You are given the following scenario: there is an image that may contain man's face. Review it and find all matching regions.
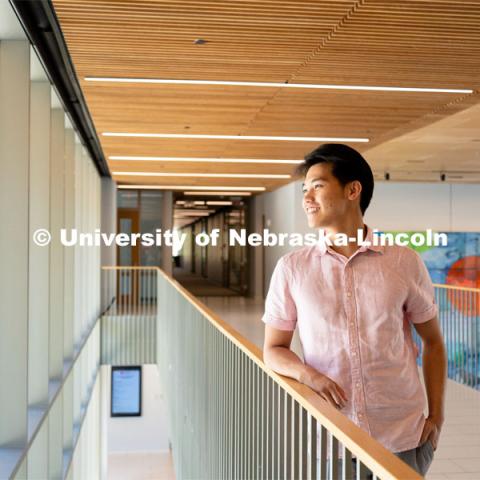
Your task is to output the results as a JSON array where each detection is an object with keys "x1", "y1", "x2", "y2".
[{"x1": 302, "y1": 163, "x2": 352, "y2": 229}]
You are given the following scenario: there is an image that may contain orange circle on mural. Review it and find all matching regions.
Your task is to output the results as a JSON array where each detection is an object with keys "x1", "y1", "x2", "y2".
[{"x1": 446, "y1": 256, "x2": 480, "y2": 317}]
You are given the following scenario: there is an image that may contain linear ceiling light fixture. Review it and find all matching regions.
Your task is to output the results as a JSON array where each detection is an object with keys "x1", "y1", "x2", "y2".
[
  {"x1": 103, "y1": 132, "x2": 369, "y2": 142},
  {"x1": 117, "y1": 185, "x2": 265, "y2": 191},
  {"x1": 206, "y1": 201, "x2": 233, "y2": 206},
  {"x1": 85, "y1": 77, "x2": 473, "y2": 94},
  {"x1": 184, "y1": 191, "x2": 252, "y2": 196},
  {"x1": 109, "y1": 155, "x2": 303, "y2": 164},
  {"x1": 175, "y1": 209, "x2": 214, "y2": 215},
  {"x1": 112, "y1": 171, "x2": 290, "y2": 179}
]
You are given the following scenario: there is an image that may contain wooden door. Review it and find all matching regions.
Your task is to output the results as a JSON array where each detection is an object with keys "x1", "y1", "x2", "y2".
[{"x1": 117, "y1": 209, "x2": 140, "y2": 307}]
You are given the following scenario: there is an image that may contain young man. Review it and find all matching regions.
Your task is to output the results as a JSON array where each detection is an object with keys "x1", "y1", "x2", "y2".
[{"x1": 262, "y1": 144, "x2": 447, "y2": 476}]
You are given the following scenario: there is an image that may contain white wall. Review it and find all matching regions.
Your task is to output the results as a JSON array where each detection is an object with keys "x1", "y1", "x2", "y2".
[
  {"x1": 260, "y1": 180, "x2": 312, "y2": 296},
  {"x1": 102, "y1": 365, "x2": 170, "y2": 455},
  {"x1": 365, "y1": 182, "x2": 480, "y2": 231},
  {"x1": 247, "y1": 195, "x2": 265, "y2": 299}
]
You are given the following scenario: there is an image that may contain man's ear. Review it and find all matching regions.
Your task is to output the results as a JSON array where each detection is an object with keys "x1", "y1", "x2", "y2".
[{"x1": 346, "y1": 180, "x2": 362, "y2": 200}]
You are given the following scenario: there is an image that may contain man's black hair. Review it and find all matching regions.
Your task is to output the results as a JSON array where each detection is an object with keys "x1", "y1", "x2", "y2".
[{"x1": 296, "y1": 143, "x2": 374, "y2": 215}]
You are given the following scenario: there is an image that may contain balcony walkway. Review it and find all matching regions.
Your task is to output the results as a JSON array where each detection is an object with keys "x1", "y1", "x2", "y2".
[
  {"x1": 174, "y1": 267, "x2": 241, "y2": 297},
  {"x1": 200, "y1": 296, "x2": 480, "y2": 480}
]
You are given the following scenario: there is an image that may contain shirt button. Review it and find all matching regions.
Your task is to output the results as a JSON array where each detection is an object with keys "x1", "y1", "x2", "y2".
[
  {"x1": 352, "y1": 350, "x2": 357, "y2": 356},
  {"x1": 356, "y1": 383, "x2": 361, "y2": 388},
  {"x1": 358, "y1": 413, "x2": 364, "y2": 419},
  {"x1": 346, "y1": 291, "x2": 352, "y2": 297},
  {"x1": 350, "y1": 322, "x2": 354, "y2": 327}
]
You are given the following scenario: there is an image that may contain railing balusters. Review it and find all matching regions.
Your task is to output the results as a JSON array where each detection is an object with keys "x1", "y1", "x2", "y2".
[
  {"x1": 342, "y1": 444, "x2": 353, "y2": 480},
  {"x1": 309, "y1": 415, "x2": 317, "y2": 480},
  {"x1": 278, "y1": 385, "x2": 285, "y2": 480},
  {"x1": 330, "y1": 434, "x2": 339, "y2": 479},
  {"x1": 240, "y1": 350, "x2": 245, "y2": 480},
  {"x1": 285, "y1": 393, "x2": 292, "y2": 479},
  {"x1": 263, "y1": 371, "x2": 269, "y2": 480},
  {"x1": 102, "y1": 269, "x2": 480, "y2": 480},
  {"x1": 356, "y1": 458, "x2": 369, "y2": 480},
  {"x1": 99, "y1": 266, "x2": 429, "y2": 480},
  {"x1": 254, "y1": 364, "x2": 260, "y2": 480},
  {"x1": 301, "y1": 408, "x2": 308, "y2": 479},
  {"x1": 415, "y1": 285, "x2": 480, "y2": 390},
  {"x1": 318, "y1": 424, "x2": 328, "y2": 480},
  {"x1": 267, "y1": 376, "x2": 273, "y2": 480},
  {"x1": 293, "y1": 400, "x2": 300, "y2": 480}
]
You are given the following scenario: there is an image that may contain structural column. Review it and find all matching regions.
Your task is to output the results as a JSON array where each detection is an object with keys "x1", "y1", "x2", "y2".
[
  {"x1": 49, "y1": 105, "x2": 66, "y2": 381},
  {"x1": 48, "y1": 104, "x2": 65, "y2": 479},
  {"x1": 28, "y1": 78, "x2": 51, "y2": 411},
  {"x1": 27, "y1": 64, "x2": 51, "y2": 479},
  {"x1": 73, "y1": 140, "x2": 83, "y2": 351},
  {"x1": 0, "y1": 40, "x2": 30, "y2": 459},
  {"x1": 63, "y1": 123, "x2": 76, "y2": 462},
  {"x1": 64, "y1": 124, "x2": 75, "y2": 363}
]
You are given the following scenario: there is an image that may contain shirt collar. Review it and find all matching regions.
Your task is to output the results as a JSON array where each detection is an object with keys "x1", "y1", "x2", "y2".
[{"x1": 315, "y1": 224, "x2": 384, "y2": 256}]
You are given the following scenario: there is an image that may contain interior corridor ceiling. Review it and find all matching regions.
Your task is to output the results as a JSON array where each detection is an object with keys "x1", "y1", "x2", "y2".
[{"x1": 52, "y1": 0, "x2": 480, "y2": 190}]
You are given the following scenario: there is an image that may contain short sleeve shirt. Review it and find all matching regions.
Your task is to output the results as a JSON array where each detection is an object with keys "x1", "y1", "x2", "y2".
[{"x1": 262, "y1": 226, "x2": 437, "y2": 452}]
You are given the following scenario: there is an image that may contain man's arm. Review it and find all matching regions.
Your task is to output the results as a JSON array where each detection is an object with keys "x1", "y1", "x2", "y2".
[
  {"x1": 263, "y1": 324, "x2": 347, "y2": 409},
  {"x1": 414, "y1": 316, "x2": 447, "y2": 449}
]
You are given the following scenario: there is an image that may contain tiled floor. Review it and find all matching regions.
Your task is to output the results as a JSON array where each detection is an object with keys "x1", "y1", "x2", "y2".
[
  {"x1": 200, "y1": 296, "x2": 480, "y2": 480},
  {"x1": 108, "y1": 451, "x2": 175, "y2": 480}
]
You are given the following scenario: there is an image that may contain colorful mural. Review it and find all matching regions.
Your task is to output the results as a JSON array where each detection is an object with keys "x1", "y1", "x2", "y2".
[
  {"x1": 387, "y1": 232, "x2": 480, "y2": 390},
  {"x1": 386, "y1": 231, "x2": 480, "y2": 288}
]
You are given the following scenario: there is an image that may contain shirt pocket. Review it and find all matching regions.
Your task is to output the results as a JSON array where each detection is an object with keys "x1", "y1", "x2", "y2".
[{"x1": 359, "y1": 277, "x2": 409, "y2": 353}]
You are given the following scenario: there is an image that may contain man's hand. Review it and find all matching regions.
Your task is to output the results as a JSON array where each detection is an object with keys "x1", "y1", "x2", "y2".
[
  {"x1": 419, "y1": 416, "x2": 442, "y2": 450},
  {"x1": 300, "y1": 367, "x2": 348, "y2": 409},
  {"x1": 414, "y1": 317, "x2": 446, "y2": 452}
]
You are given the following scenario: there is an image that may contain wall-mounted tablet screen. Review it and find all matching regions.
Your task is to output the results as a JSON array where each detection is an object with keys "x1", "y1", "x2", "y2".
[{"x1": 111, "y1": 366, "x2": 142, "y2": 417}]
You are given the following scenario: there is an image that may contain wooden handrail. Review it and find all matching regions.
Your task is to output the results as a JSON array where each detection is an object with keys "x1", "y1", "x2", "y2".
[
  {"x1": 433, "y1": 283, "x2": 480, "y2": 293},
  {"x1": 102, "y1": 265, "x2": 159, "y2": 270},
  {"x1": 102, "y1": 265, "x2": 421, "y2": 480},
  {"x1": 101, "y1": 269, "x2": 480, "y2": 293}
]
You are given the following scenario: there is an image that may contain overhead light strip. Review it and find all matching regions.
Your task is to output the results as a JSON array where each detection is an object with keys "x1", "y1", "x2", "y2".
[
  {"x1": 85, "y1": 77, "x2": 473, "y2": 94},
  {"x1": 117, "y1": 185, "x2": 265, "y2": 191},
  {"x1": 113, "y1": 171, "x2": 290, "y2": 179},
  {"x1": 184, "y1": 191, "x2": 252, "y2": 196},
  {"x1": 175, "y1": 209, "x2": 215, "y2": 215},
  {"x1": 109, "y1": 155, "x2": 302, "y2": 164},
  {"x1": 103, "y1": 132, "x2": 368, "y2": 142},
  {"x1": 206, "y1": 201, "x2": 233, "y2": 206}
]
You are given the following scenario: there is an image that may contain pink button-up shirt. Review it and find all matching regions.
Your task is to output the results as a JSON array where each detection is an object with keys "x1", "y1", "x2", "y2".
[{"x1": 262, "y1": 226, "x2": 437, "y2": 452}]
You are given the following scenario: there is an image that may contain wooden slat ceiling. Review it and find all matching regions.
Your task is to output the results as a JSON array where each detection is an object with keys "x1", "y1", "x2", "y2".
[{"x1": 52, "y1": 0, "x2": 480, "y2": 191}]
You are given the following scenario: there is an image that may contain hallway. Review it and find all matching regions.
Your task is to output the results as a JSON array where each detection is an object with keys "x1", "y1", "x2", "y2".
[
  {"x1": 174, "y1": 269, "x2": 241, "y2": 297},
  {"x1": 2, "y1": 1, "x2": 480, "y2": 478},
  {"x1": 200, "y1": 296, "x2": 480, "y2": 480}
]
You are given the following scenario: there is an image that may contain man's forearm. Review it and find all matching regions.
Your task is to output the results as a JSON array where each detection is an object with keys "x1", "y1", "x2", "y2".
[
  {"x1": 263, "y1": 344, "x2": 348, "y2": 409},
  {"x1": 422, "y1": 340, "x2": 447, "y2": 424},
  {"x1": 263, "y1": 345, "x2": 316, "y2": 385}
]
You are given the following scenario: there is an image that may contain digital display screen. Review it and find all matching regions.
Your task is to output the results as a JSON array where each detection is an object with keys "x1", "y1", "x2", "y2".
[{"x1": 111, "y1": 366, "x2": 142, "y2": 416}]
